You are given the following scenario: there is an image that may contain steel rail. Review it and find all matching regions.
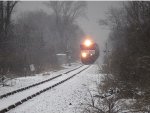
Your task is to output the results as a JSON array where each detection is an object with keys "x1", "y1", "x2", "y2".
[
  {"x1": 0, "y1": 65, "x2": 83, "y2": 99},
  {"x1": 0, "y1": 66, "x2": 89, "y2": 113}
]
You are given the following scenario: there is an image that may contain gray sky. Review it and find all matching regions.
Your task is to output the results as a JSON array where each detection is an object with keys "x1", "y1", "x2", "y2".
[
  {"x1": 78, "y1": 1, "x2": 121, "y2": 47},
  {"x1": 13, "y1": 1, "x2": 122, "y2": 63}
]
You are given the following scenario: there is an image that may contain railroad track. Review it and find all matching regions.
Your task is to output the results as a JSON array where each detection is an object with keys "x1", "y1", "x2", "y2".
[
  {"x1": 0, "y1": 65, "x2": 90, "y2": 113},
  {"x1": 0, "y1": 65, "x2": 83, "y2": 99}
]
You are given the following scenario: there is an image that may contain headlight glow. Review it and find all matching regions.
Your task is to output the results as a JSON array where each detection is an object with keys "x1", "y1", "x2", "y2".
[
  {"x1": 84, "y1": 39, "x2": 92, "y2": 47},
  {"x1": 81, "y1": 52, "x2": 87, "y2": 58}
]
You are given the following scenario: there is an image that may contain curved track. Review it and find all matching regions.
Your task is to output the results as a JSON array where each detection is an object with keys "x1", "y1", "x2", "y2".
[
  {"x1": 0, "y1": 65, "x2": 90, "y2": 113},
  {"x1": 0, "y1": 65, "x2": 83, "y2": 99}
]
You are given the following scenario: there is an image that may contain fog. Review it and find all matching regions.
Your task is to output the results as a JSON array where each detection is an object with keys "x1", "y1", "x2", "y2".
[{"x1": 13, "y1": 1, "x2": 121, "y2": 63}]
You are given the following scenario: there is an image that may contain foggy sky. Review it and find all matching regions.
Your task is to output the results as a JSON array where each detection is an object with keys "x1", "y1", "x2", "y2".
[{"x1": 13, "y1": 1, "x2": 122, "y2": 63}]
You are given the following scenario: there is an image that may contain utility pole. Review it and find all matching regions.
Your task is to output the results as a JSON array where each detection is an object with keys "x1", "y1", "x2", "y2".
[
  {"x1": 103, "y1": 42, "x2": 110, "y2": 75},
  {"x1": 66, "y1": 42, "x2": 71, "y2": 66}
]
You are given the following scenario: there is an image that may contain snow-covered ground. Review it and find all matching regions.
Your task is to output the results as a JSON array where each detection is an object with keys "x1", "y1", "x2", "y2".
[
  {"x1": 0, "y1": 63, "x2": 81, "y2": 96},
  {"x1": 0, "y1": 65, "x2": 88, "y2": 110},
  {"x1": 5, "y1": 65, "x2": 101, "y2": 113}
]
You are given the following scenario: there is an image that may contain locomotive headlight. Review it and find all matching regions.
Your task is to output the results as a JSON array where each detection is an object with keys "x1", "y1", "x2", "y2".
[
  {"x1": 81, "y1": 52, "x2": 87, "y2": 58},
  {"x1": 84, "y1": 39, "x2": 92, "y2": 47}
]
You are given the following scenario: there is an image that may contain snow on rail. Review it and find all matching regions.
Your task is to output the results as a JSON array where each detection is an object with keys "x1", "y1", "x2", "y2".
[
  {"x1": 0, "y1": 63, "x2": 81, "y2": 96},
  {"x1": 0, "y1": 65, "x2": 89, "y2": 113},
  {"x1": 0, "y1": 65, "x2": 83, "y2": 99}
]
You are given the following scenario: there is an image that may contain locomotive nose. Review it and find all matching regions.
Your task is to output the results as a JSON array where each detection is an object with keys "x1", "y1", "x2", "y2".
[{"x1": 80, "y1": 38, "x2": 99, "y2": 65}]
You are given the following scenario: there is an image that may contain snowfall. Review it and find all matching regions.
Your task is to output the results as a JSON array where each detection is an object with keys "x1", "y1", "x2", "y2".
[{"x1": 0, "y1": 63, "x2": 102, "y2": 113}]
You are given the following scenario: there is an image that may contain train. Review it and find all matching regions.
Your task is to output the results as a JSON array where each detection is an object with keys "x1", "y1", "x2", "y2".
[{"x1": 80, "y1": 39, "x2": 99, "y2": 65}]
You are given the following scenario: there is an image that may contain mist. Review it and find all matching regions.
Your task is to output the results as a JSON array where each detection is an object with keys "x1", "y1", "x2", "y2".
[{"x1": 13, "y1": 1, "x2": 121, "y2": 64}]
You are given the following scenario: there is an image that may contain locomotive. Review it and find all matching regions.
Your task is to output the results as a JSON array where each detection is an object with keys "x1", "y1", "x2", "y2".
[{"x1": 80, "y1": 38, "x2": 99, "y2": 65}]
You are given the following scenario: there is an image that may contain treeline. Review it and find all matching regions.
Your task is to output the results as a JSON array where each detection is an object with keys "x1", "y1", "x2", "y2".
[
  {"x1": 101, "y1": 1, "x2": 150, "y2": 111},
  {"x1": 0, "y1": 1, "x2": 86, "y2": 75}
]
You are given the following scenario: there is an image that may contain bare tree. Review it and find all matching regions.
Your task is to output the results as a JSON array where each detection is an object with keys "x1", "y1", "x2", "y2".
[
  {"x1": 47, "y1": 1, "x2": 87, "y2": 45},
  {"x1": 0, "y1": 1, "x2": 17, "y2": 39},
  {"x1": 99, "y1": 1, "x2": 150, "y2": 112},
  {"x1": 46, "y1": 1, "x2": 87, "y2": 65},
  {"x1": 0, "y1": 1, "x2": 17, "y2": 74}
]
